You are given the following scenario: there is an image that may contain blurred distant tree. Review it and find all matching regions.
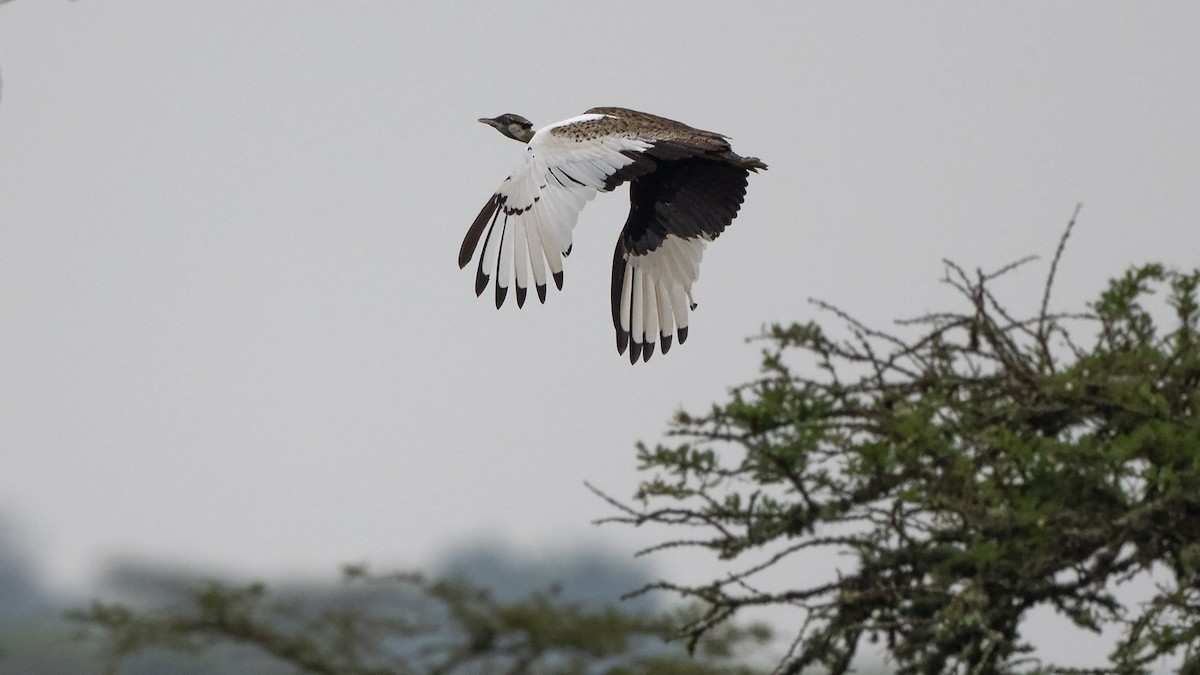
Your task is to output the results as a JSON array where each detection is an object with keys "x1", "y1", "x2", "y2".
[
  {"x1": 598, "y1": 210, "x2": 1200, "y2": 673},
  {"x1": 71, "y1": 565, "x2": 770, "y2": 675},
  {"x1": 0, "y1": 517, "x2": 100, "y2": 674},
  {"x1": 0, "y1": 517, "x2": 45, "y2": 616}
]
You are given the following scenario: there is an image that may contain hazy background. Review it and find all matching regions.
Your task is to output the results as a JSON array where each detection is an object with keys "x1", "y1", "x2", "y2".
[{"x1": 1, "y1": 1, "x2": 1198, "y2": 670}]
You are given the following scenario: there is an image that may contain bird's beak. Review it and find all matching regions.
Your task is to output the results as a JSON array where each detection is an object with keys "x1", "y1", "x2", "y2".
[{"x1": 478, "y1": 117, "x2": 499, "y2": 127}]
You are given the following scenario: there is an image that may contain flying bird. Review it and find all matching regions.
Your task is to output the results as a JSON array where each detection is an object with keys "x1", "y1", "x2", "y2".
[{"x1": 458, "y1": 107, "x2": 766, "y2": 363}]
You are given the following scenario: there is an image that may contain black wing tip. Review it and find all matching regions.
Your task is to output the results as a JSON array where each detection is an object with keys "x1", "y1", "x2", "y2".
[
  {"x1": 619, "y1": 336, "x2": 683, "y2": 363},
  {"x1": 495, "y1": 285, "x2": 508, "y2": 309},
  {"x1": 553, "y1": 270, "x2": 564, "y2": 291},
  {"x1": 515, "y1": 285, "x2": 527, "y2": 308},
  {"x1": 619, "y1": 334, "x2": 679, "y2": 363},
  {"x1": 536, "y1": 284, "x2": 547, "y2": 304},
  {"x1": 678, "y1": 326, "x2": 689, "y2": 344},
  {"x1": 475, "y1": 272, "x2": 489, "y2": 297}
]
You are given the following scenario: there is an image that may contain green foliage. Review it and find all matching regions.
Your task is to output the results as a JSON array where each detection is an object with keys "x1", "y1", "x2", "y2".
[
  {"x1": 600, "y1": 219, "x2": 1200, "y2": 674},
  {"x1": 70, "y1": 566, "x2": 769, "y2": 675}
]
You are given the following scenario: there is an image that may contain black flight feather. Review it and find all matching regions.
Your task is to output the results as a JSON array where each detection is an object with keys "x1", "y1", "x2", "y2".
[{"x1": 460, "y1": 195, "x2": 499, "y2": 269}]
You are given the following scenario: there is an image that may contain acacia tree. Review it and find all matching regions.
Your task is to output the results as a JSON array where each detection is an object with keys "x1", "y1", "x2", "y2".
[{"x1": 598, "y1": 213, "x2": 1200, "y2": 673}]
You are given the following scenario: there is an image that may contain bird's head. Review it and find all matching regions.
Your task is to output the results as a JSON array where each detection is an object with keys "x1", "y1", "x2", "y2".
[{"x1": 478, "y1": 113, "x2": 535, "y2": 144}]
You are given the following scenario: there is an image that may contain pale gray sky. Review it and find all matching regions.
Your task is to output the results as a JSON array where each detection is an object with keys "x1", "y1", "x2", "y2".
[{"x1": 1, "y1": 1, "x2": 1198, "y2": 668}]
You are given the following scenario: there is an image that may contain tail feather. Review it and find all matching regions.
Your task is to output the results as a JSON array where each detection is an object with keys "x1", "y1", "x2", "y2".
[{"x1": 713, "y1": 149, "x2": 768, "y2": 172}]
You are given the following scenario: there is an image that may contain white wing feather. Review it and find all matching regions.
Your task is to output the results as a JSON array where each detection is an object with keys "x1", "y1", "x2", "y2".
[
  {"x1": 617, "y1": 234, "x2": 709, "y2": 361},
  {"x1": 473, "y1": 115, "x2": 651, "y2": 307}
]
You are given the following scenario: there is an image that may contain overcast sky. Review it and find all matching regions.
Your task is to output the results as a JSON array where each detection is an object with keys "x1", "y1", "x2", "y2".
[{"x1": 1, "y1": 1, "x2": 1198, "y2": 668}]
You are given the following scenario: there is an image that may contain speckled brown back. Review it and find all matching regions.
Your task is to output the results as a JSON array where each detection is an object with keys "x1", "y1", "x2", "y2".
[{"x1": 542, "y1": 107, "x2": 731, "y2": 152}]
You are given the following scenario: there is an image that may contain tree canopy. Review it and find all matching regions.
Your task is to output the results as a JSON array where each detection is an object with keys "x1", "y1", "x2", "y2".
[{"x1": 599, "y1": 214, "x2": 1200, "y2": 673}]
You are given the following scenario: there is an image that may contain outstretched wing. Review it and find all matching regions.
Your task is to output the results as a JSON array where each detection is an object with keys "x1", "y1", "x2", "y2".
[
  {"x1": 458, "y1": 114, "x2": 655, "y2": 309},
  {"x1": 612, "y1": 158, "x2": 752, "y2": 363}
]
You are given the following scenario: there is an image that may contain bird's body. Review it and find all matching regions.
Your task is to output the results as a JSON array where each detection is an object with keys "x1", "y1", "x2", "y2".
[{"x1": 459, "y1": 107, "x2": 766, "y2": 363}]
